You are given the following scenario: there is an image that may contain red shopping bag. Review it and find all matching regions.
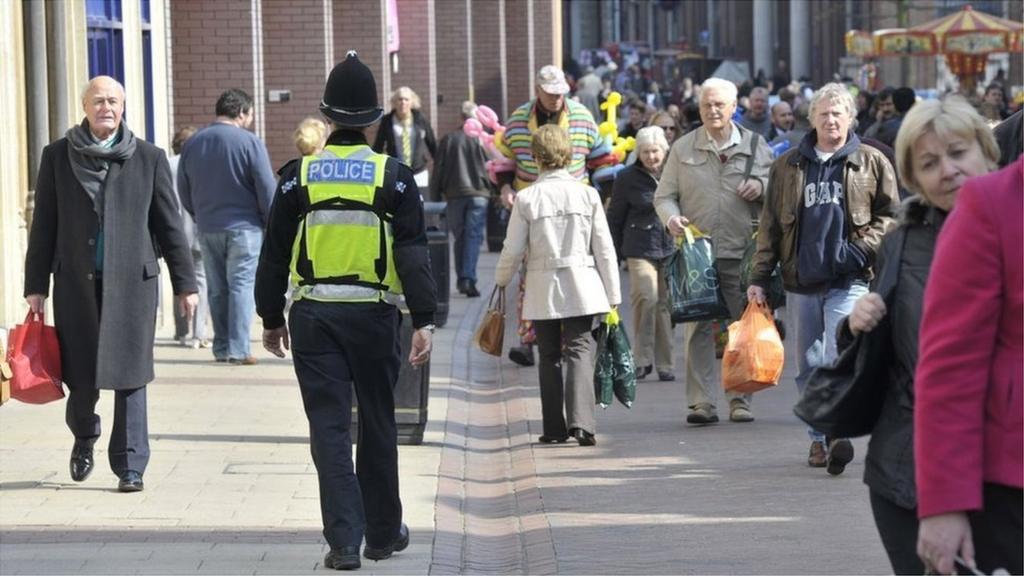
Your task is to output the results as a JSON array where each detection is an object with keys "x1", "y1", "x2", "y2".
[{"x1": 6, "y1": 311, "x2": 64, "y2": 404}]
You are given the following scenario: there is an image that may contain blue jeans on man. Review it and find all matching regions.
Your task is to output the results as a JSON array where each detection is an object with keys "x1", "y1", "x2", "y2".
[
  {"x1": 789, "y1": 280, "x2": 870, "y2": 442},
  {"x1": 199, "y1": 226, "x2": 262, "y2": 361},
  {"x1": 447, "y1": 196, "x2": 488, "y2": 294}
]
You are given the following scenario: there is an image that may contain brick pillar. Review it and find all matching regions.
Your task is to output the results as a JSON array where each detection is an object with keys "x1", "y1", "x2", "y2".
[{"x1": 170, "y1": 0, "x2": 256, "y2": 133}]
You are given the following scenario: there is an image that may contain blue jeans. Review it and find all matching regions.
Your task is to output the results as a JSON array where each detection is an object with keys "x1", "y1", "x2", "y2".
[
  {"x1": 789, "y1": 280, "x2": 869, "y2": 442},
  {"x1": 446, "y1": 196, "x2": 488, "y2": 283},
  {"x1": 199, "y1": 226, "x2": 262, "y2": 360}
]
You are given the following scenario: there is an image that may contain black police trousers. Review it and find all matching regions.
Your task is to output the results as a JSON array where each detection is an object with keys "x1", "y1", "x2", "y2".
[{"x1": 288, "y1": 299, "x2": 404, "y2": 551}]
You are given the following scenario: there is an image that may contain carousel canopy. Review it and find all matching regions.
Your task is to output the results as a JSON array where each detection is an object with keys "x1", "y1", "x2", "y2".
[{"x1": 846, "y1": 4, "x2": 1023, "y2": 58}]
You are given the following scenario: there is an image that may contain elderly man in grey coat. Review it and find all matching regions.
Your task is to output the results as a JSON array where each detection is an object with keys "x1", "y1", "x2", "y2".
[{"x1": 24, "y1": 76, "x2": 197, "y2": 492}]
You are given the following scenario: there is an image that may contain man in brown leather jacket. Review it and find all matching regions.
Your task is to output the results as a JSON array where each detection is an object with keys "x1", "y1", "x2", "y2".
[{"x1": 747, "y1": 82, "x2": 898, "y2": 476}]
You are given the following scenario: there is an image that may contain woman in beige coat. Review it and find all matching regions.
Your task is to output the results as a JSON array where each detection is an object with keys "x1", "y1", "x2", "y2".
[{"x1": 495, "y1": 125, "x2": 622, "y2": 446}]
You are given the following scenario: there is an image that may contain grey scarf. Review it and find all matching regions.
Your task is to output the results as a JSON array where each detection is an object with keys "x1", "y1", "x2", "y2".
[{"x1": 66, "y1": 120, "x2": 137, "y2": 223}]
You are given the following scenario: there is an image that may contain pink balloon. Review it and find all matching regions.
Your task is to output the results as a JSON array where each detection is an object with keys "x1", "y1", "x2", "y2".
[
  {"x1": 476, "y1": 105, "x2": 501, "y2": 130},
  {"x1": 463, "y1": 118, "x2": 484, "y2": 138}
]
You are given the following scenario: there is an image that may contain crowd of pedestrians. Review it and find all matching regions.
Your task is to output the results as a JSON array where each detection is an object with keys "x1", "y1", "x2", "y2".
[{"x1": 20, "y1": 46, "x2": 1022, "y2": 572}]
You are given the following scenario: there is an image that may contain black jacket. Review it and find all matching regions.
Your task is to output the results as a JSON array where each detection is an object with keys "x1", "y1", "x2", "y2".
[
  {"x1": 255, "y1": 130, "x2": 437, "y2": 330},
  {"x1": 25, "y1": 136, "x2": 196, "y2": 390},
  {"x1": 606, "y1": 164, "x2": 675, "y2": 261},
  {"x1": 429, "y1": 130, "x2": 492, "y2": 200},
  {"x1": 838, "y1": 196, "x2": 945, "y2": 510},
  {"x1": 372, "y1": 110, "x2": 437, "y2": 175}
]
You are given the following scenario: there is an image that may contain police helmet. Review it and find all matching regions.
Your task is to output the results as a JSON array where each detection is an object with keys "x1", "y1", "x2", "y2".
[{"x1": 319, "y1": 51, "x2": 384, "y2": 128}]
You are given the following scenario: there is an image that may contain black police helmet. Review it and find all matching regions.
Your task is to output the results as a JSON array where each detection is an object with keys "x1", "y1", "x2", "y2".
[{"x1": 319, "y1": 50, "x2": 384, "y2": 128}]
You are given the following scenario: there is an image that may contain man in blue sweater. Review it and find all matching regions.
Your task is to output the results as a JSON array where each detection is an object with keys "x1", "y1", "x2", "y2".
[{"x1": 178, "y1": 89, "x2": 277, "y2": 365}]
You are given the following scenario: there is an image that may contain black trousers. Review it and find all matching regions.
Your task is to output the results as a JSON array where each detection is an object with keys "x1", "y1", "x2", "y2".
[
  {"x1": 966, "y1": 483, "x2": 1023, "y2": 576},
  {"x1": 288, "y1": 299, "x2": 403, "y2": 551},
  {"x1": 869, "y1": 490, "x2": 925, "y2": 575},
  {"x1": 64, "y1": 277, "x2": 150, "y2": 475}
]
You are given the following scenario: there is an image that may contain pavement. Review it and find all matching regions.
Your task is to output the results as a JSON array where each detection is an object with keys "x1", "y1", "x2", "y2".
[{"x1": 0, "y1": 249, "x2": 892, "y2": 575}]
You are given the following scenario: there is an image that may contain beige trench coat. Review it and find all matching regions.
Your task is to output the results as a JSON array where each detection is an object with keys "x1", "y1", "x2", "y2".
[{"x1": 494, "y1": 169, "x2": 621, "y2": 320}]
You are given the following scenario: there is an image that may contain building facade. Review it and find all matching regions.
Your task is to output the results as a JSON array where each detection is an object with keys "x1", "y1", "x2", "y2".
[{"x1": 1, "y1": 0, "x2": 561, "y2": 335}]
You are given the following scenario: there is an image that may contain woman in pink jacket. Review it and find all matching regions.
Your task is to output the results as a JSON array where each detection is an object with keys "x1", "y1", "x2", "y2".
[{"x1": 913, "y1": 157, "x2": 1023, "y2": 575}]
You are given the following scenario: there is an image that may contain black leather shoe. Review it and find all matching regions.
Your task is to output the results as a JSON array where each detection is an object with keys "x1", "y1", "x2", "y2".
[
  {"x1": 571, "y1": 428, "x2": 597, "y2": 446},
  {"x1": 363, "y1": 523, "x2": 409, "y2": 561},
  {"x1": 538, "y1": 434, "x2": 569, "y2": 444},
  {"x1": 117, "y1": 470, "x2": 144, "y2": 492},
  {"x1": 456, "y1": 278, "x2": 470, "y2": 295},
  {"x1": 324, "y1": 546, "x2": 361, "y2": 570},
  {"x1": 465, "y1": 281, "x2": 481, "y2": 298},
  {"x1": 70, "y1": 440, "x2": 96, "y2": 482},
  {"x1": 508, "y1": 345, "x2": 535, "y2": 367}
]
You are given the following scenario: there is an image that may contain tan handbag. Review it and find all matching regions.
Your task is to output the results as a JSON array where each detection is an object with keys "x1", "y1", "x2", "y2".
[{"x1": 473, "y1": 286, "x2": 505, "y2": 357}]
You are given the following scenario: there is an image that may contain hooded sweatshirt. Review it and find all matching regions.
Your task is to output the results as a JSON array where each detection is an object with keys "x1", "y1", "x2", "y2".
[{"x1": 795, "y1": 130, "x2": 868, "y2": 290}]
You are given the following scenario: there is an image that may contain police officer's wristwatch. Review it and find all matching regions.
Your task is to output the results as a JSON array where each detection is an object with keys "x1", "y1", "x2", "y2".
[{"x1": 419, "y1": 324, "x2": 436, "y2": 333}]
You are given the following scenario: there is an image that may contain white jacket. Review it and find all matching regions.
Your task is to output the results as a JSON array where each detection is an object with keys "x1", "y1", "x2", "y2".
[{"x1": 494, "y1": 169, "x2": 621, "y2": 320}]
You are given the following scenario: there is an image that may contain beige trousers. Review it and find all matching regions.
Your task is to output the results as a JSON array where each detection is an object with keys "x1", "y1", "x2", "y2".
[
  {"x1": 681, "y1": 257, "x2": 752, "y2": 411},
  {"x1": 627, "y1": 258, "x2": 674, "y2": 371}
]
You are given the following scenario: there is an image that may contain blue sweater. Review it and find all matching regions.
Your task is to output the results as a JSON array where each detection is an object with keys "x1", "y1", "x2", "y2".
[
  {"x1": 795, "y1": 132, "x2": 868, "y2": 289},
  {"x1": 177, "y1": 123, "x2": 277, "y2": 233}
]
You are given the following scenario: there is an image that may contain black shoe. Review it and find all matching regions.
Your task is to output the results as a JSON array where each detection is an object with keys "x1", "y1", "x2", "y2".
[
  {"x1": 657, "y1": 370, "x2": 676, "y2": 382},
  {"x1": 324, "y1": 547, "x2": 361, "y2": 570},
  {"x1": 508, "y1": 345, "x2": 535, "y2": 367},
  {"x1": 571, "y1": 428, "x2": 597, "y2": 446},
  {"x1": 117, "y1": 470, "x2": 144, "y2": 492},
  {"x1": 363, "y1": 523, "x2": 409, "y2": 561},
  {"x1": 826, "y1": 438, "x2": 854, "y2": 476},
  {"x1": 465, "y1": 281, "x2": 481, "y2": 298},
  {"x1": 456, "y1": 278, "x2": 470, "y2": 295},
  {"x1": 635, "y1": 365, "x2": 653, "y2": 380},
  {"x1": 70, "y1": 440, "x2": 96, "y2": 482},
  {"x1": 538, "y1": 434, "x2": 569, "y2": 444}
]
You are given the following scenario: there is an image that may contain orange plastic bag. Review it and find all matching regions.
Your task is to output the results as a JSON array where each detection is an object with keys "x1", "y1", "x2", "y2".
[{"x1": 721, "y1": 302, "x2": 784, "y2": 394}]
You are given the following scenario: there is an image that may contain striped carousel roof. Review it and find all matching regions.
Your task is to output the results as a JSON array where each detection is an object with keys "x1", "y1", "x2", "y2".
[{"x1": 910, "y1": 4, "x2": 1022, "y2": 36}]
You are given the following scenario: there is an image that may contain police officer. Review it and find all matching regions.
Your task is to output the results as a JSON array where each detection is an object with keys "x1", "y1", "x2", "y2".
[{"x1": 255, "y1": 51, "x2": 436, "y2": 571}]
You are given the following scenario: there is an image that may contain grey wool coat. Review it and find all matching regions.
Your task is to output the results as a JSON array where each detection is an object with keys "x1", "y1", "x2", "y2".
[{"x1": 24, "y1": 136, "x2": 197, "y2": 390}]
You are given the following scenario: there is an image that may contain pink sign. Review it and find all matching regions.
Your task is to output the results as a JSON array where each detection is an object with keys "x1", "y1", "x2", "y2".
[{"x1": 386, "y1": 0, "x2": 400, "y2": 53}]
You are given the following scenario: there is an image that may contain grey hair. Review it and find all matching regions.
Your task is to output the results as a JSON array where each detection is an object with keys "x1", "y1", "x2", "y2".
[
  {"x1": 809, "y1": 82, "x2": 857, "y2": 122},
  {"x1": 461, "y1": 101, "x2": 478, "y2": 120},
  {"x1": 635, "y1": 126, "x2": 669, "y2": 152},
  {"x1": 391, "y1": 86, "x2": 421, "y2": 110},
  {"x1": 701, "y1": 77, "x2": 738, "y2": 104}
]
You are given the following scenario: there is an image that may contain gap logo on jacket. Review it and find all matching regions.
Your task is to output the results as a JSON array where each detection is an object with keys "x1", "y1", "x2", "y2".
[{"x1": 796, "y1": 132, "x2": 868, "y2": 289}]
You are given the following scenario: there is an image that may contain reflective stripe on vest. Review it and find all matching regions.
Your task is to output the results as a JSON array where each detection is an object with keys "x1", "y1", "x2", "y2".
[{"x1": 290, "y1": 145, "x2": 402, "y2": 303}]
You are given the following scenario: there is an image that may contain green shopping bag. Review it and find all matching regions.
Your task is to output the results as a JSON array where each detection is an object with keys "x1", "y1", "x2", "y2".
[
  {"x1": 666, "y1": 226, "x2": 731, "y2": 324},
  {"x1": 594, "y1": 309, "x2": 636, "y2": 409}
]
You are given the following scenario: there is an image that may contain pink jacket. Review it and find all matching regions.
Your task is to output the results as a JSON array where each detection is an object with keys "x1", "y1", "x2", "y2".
[{"x1": 914, "y1": 158, "x2": 1024, "y2": 518}]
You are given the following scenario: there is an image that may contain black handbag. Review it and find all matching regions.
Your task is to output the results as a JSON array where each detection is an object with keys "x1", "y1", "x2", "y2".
[
  {"x1": 792, "y1": 321, "x2": 892, "y2": 438},
  {"x1": 793, "y1": 228, "x2": 904, "y2": 438}
]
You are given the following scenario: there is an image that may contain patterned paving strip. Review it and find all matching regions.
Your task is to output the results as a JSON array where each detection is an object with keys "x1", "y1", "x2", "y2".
[{"x1": 429, "y1": 289, "x2": 556, "y2": 575}]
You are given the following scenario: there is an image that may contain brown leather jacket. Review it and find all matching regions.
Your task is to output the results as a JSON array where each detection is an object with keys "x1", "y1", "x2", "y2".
[{"x1": 750, "y1": 142, "x2": 899, "y2": 292}]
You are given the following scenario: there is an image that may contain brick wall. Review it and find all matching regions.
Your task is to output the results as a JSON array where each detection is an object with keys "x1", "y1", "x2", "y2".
[
  {"x1": 170, "y1": 0, "x2": 255, "y2": 135},
  {"x1": 471, "y1": 2, "x2": 503, "y2": 118},
  {"x1": 261, "y1": 0, "x2": 327, "y2": 170},
  {"x1": 392, "y1": 0, "x2": 433, "y2": 129},
  {"x1": 504, "y1": 1, "x2": 532, "y2": 112},
  {"x1": 333, "y1": 0, "x2": 386, "y2": 146},
  {"x1": 434, "y1": 0, "x2": 471, "y2": 140}
]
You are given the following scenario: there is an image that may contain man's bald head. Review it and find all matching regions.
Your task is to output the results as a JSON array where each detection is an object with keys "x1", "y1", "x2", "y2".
[
  {"x1": 770, "y1": 101, "x2": 794, "y2": 131},
  {"x1": 81, "y1": 75, "x2": 126, "y2": 140}
]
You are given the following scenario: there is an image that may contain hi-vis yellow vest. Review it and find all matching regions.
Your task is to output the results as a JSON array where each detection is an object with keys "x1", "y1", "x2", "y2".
[{"x1": 290, "y1": 145, "x2": 402, "y2": 302}]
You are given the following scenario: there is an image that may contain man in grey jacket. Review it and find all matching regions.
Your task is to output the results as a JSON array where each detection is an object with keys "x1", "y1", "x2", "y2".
[{"x1": 430, "y1": 102, "x2": 493, "y2": 298}]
